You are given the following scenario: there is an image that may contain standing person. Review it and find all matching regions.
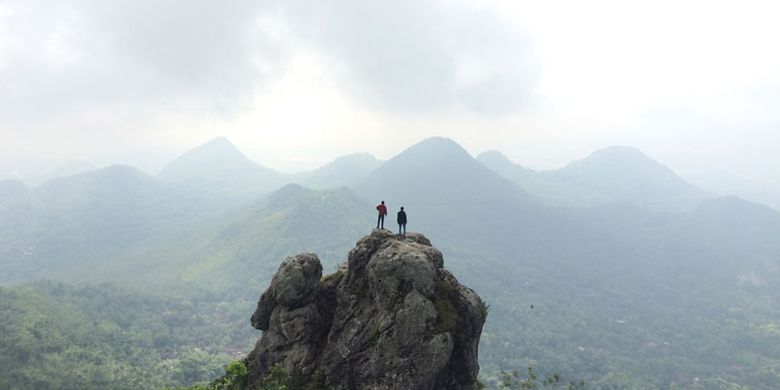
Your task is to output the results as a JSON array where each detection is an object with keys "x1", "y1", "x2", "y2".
[
  {"x1": 376, "y1": 201, "x2": 388, "y2": 229},
  {"x1": 397, "y1": 206, "x2": 407, "y2": 236}
]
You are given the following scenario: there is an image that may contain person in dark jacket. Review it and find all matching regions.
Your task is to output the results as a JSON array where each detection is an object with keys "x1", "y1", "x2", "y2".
[
  {"x1": 376, "y1": 201, "x2": 388, "y2": 229},
  {"x1": 397, "y1": 206, "x2": 407, "y2": 236}
]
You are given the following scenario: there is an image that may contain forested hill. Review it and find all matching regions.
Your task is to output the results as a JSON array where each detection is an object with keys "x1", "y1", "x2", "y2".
[{"x1": 2, "y1": 137, "x2": 780, "y2": 389}]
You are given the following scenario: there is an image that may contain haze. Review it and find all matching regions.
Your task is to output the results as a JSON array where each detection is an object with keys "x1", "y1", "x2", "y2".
[
  {"x1": 4, "y1": 3, "x2": 780, "y2": 386},
  {"x1": 1, "y1": 0, "x2": 779, "y2": 184}
]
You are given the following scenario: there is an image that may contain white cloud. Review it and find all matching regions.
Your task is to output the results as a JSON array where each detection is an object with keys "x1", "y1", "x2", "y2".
[
  {"x1": 277, "y1": 0, "x2": 539, "y2": 115},
  {"x1": 1, "y1": 0, "x2": 779, "y2": 182}
]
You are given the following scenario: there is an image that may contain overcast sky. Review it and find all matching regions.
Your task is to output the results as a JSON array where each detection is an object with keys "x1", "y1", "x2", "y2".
[{"x1": 1, "y1": 0, "x2": 779, "y2": 182}]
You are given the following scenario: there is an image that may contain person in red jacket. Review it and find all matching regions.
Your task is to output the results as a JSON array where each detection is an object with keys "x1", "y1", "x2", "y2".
[{"x1": 376, "y1": 200, "x2": 388, "y2": 229}]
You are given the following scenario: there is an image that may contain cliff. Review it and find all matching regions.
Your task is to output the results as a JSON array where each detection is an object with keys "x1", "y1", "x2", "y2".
[{"x1": 244, "y1": 229, "x2": 486, "y2": 390}]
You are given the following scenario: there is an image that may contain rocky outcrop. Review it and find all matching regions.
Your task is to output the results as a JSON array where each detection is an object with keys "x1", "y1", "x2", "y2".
[{"x1": 245, "y1": 230, "x2": 486, "y2": 390}]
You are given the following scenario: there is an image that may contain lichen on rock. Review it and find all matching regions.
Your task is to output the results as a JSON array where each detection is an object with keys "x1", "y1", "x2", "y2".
[{"x1": 244, "y1": 230, "x2": 485, "y2": 390}]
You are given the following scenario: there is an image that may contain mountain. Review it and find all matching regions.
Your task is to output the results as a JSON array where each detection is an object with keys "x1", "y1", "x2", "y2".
[
  {"x1": 683, "y1": 197, "x2": 780, "y2": 270},
  {"x1": 476, "y1": 150, "x2": 599, "y2": 207},
  {"x1": 0, "y1": 180, "x2": 34, "y2": 277},
  {"x1": 353, "y1": 137, "x2": 545, "y2": 259},
  {"x1": 0, "y1": 168, "x2": 371, "y2": 288},
  {"x1": 177, "y1": 184, "x2": 370, "y2": 292},
  {"x1": 479, "y1": 146, "x2": 707, "y2": 210},
  {"x1": 159, "y1": 137, "x2": 289, "y2": 204},
  {"x1": 347, "y1": 140, "x2": 780, "y2": 388},
  {"x1": 0, "y1": 180, "x2": 30, "y2": 206},
  {"x1": 686, "y1": 171, "x2": 780, "y2": 212},
  {"x1": 549, "y1": 146, "x2": 706, "y2": 210},
  {"x1": 4, "y1": 138, "x2": 780, "y2": 388},
  {"x1": 298, "y1": 153, "x2": 382, "y2": 189},
  {"x1": 476, "y1": 150, "x2": 532, "y2": 180},
  {"x1": 35, "y1": 164, "x2": 161, "y2": 210},
  {"x1": 0, "y1": 165, "x2": 201, "y2": 284},
  {"x1": 28, "y1": 160, "x2": 97, "y2": 186},
  {"x1": 355, "y1": 137, "x2": 531, "y2": 209}
]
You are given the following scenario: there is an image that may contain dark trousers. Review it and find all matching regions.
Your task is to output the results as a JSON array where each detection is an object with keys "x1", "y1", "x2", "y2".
[
  {"x1": 377, "y1": 214, "x2": 385, "y2": 228},
  {"x1": 398, "y1": 223, "x2": 406, "y2": 235}
]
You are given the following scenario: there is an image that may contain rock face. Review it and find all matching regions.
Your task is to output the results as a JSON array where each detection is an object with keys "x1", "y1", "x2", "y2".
[{"x1": 246, "y1": 230, "x2": 486, "y2": 390}]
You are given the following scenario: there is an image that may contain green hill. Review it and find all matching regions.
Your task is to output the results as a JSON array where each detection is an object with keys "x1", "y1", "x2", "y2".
[
  {"x1": 477, "y1": 150, "x2": 610, "y2": 207},
  {"x1": 3, "y1": 137, "x2": 780, "y2": 388},
  {"x1": 550, "y1": 146, "x2": 705, "y2": 210},
  {"x1": 0, "y1": 165, "x2": 198, "y2": 284},
  {"x1": 178, "y1": 184, "x2": 371, "y2": 292},
  {"x1": 158, "y1": 137, "x2": 290, "y2": 206},
  {"x1": 478, "y1": 146, "x2": 706, "y2": 210},
  {"x1": 297, "y1": 153, "x2": 382, "y2": 190}
]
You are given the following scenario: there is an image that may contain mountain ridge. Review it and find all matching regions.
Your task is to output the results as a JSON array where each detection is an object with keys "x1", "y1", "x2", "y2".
[
  {"x1": 3, "y1": 137, "x2": 780, "y2": 388},
  {"x1": 477, "y1": 145, "x2": 706, "y2": 210},
  {"x1": 297, "y1": 153, "x2": 382, "y2": 189},
  {"x1": 158, "y1": 137, "x2": 289, "y2": 204}
]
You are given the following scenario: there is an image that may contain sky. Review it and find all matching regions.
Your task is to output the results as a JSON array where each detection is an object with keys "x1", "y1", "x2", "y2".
[{"x1": 1, "y1": 0, "x2": 779, "y2": 182}]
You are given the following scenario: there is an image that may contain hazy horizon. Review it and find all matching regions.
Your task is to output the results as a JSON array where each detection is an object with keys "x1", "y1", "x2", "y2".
[
  {"x1": 2, "y1": 0, "x2": 779, "y2": 183},
  {"x1": 0, "y1": 135, "x2": 756, "y2": 183}
]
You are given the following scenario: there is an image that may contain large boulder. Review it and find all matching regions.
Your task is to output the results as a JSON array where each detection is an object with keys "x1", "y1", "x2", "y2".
[{"x1": 244, "y1": 230, "x2": 486, "y2": 390}]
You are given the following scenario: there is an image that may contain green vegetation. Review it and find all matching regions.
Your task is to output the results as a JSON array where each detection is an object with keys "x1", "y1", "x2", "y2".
[
  {"x1": 171, "y1": 363, "x2": 326, "y2": 390},
  {"x1": 254, "y1": 364, "x2": 326, "y2": 390},
  {"x1": 479, "y1": 296, "x2": 490, "y2": 321},
  {"x1": 0, "y1": 282, "x2": 256, "y2": 390},
  {"x1": 319, "y1": 269, "x2": 345, "y2": 285},
  {"x1": 210, "y1": 360, "x2": 249, "y2": 390},
  {"x1": 488, "y1": 367, "x2": 585, "y2": 390},
  {"x1": 475, "y1": 279, "x2": 780, "y2": 389},
  {"x1": 255, "y1": 364, "x2": 303, "y2": 390}
]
